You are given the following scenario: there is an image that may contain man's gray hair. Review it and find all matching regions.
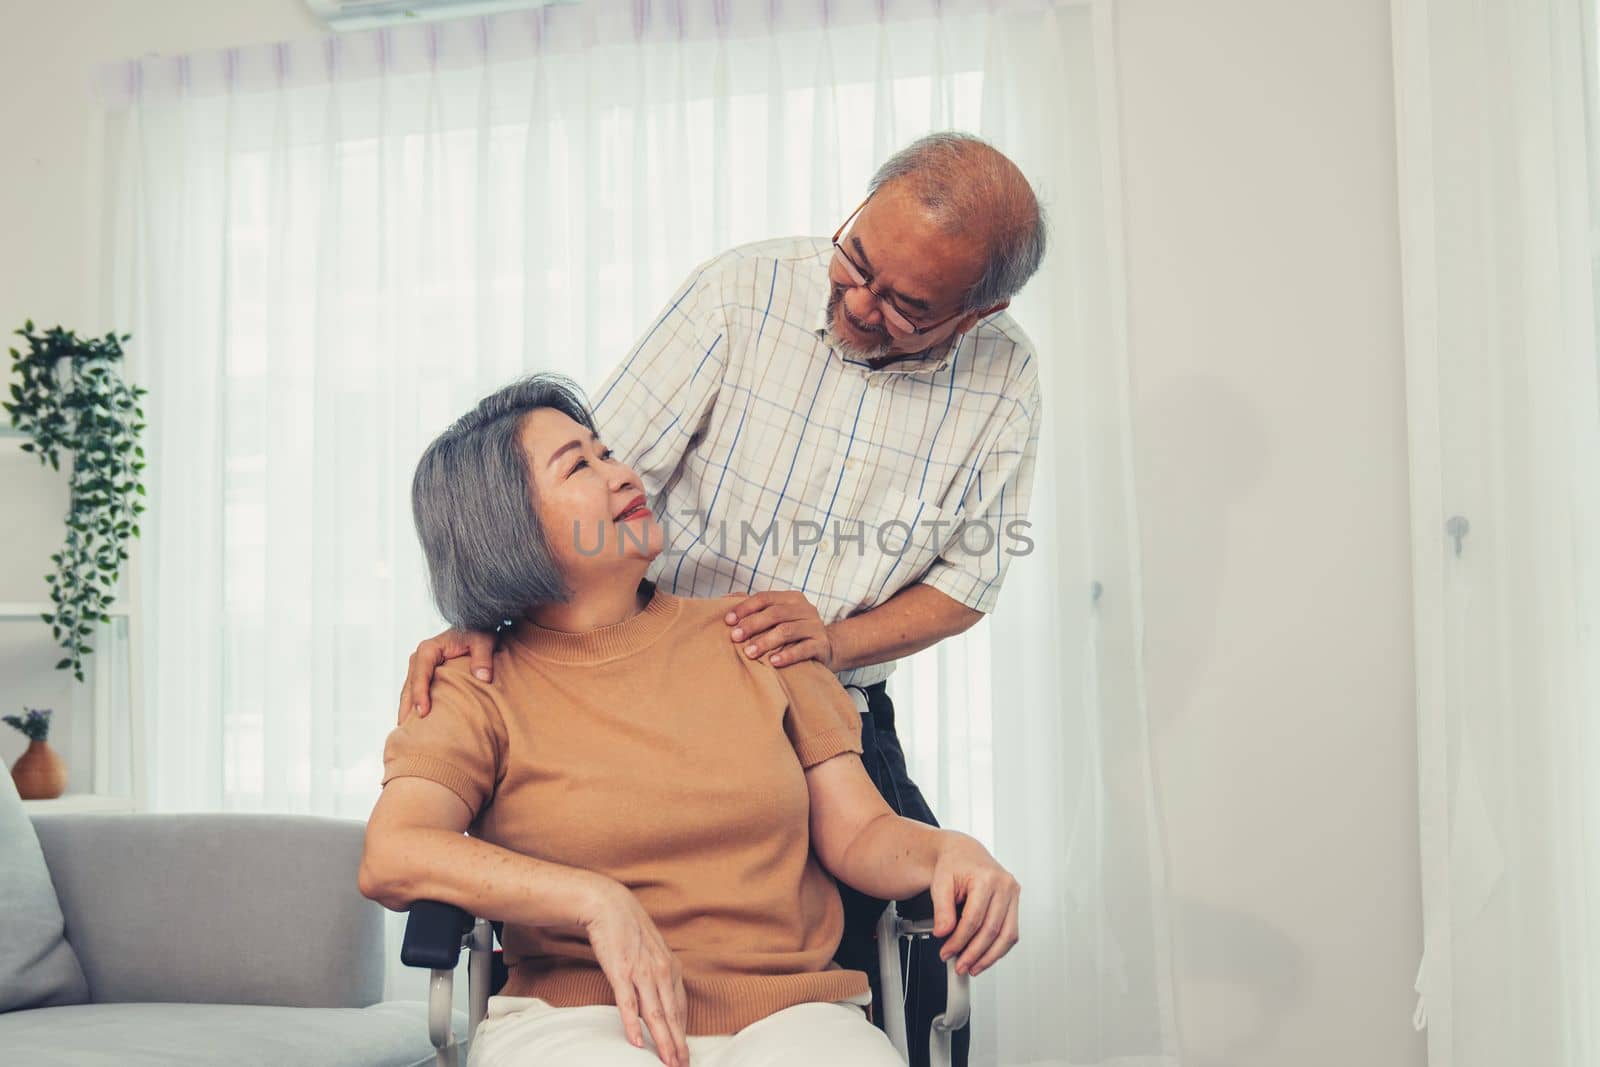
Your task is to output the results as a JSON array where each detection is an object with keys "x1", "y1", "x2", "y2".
[
  {"x1": 412, "y1": 374, "x2": 595, "y2": 632},
  {"x1": 866, "y1": 131, "x2": 1047, "y2": 312}
]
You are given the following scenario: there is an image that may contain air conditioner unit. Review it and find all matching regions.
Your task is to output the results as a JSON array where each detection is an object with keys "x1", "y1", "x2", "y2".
[{"x1": 305, "y1": 0, "x2": 578, "y2": 32}]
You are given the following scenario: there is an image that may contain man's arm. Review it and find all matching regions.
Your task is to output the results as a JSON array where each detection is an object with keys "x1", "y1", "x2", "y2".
[
  {"x1": 914, "y1": 384, "x2": 1043, "y2": 617},
  {"x1": 724, "y1": 582, "x2": 980, "y2": 671},
  {"x1": 728, "y1": 380, "x2": 1042, "y2": 671},
  {"x1": 825, "y1": 583, "x2": 982, "y2": 673}
]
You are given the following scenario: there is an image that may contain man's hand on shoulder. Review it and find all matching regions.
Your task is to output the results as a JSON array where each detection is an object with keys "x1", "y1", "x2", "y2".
[
  {"x1": 397, "y1": 628, "x2": 498, "y2": 724},
  {"x1": 723, "y1": 589, "x2": 837, "y2": 670}
]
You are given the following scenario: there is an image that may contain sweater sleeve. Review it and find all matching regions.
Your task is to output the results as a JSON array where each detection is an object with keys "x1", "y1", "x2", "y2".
[
  {"x1": 381, "y1": 663, "x2": 508, "y2": 817},
  {"x1": 773, "y1": 660, "x2": 864, "y2": 769}
]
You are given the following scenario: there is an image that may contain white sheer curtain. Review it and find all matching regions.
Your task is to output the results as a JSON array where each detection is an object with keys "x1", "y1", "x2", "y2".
[
  {"x1": 95, "y1": 1, "x2": 1177, "y2": 1063},
  {"x1": 1392, "y1": 1, "x2": 1600, "y2": 1064}
]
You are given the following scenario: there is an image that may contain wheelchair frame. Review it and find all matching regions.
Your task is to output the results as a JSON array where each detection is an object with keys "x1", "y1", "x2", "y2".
[{"x1": 402, "y1": 898, "x2": 971, "y2": 1067}]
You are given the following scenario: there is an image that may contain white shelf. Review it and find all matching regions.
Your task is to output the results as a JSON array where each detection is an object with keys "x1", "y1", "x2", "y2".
[
  {"x1": 21, "y1": 793, "x2": 135, "y2": 814},
  {"x1": 0, "y1": 602, "x2": 131, "y2": 621}
]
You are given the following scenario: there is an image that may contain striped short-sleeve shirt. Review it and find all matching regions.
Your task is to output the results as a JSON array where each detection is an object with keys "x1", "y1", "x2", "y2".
[{"x1": 591, "y1": 236, "x2": 1042, "y2": 688}]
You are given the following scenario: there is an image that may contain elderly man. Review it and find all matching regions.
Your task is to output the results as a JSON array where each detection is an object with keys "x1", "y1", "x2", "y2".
[{"x1": 399, "y1": 131, "x2": 1045, "y2": 1067}]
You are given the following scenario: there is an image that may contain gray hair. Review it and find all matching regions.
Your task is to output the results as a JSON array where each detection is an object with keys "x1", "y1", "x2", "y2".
[
  {"x1": 866, "y1": 131, "x2": 1048, "y2": 312},
  {"x1": 411, "y1": 374, "x2": 596, "y2": 632}
]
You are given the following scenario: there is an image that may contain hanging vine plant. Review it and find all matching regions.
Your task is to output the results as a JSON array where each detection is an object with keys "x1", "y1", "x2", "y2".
[{"x1": 4, "y1": 323, "x2": 147, "y2": 682}]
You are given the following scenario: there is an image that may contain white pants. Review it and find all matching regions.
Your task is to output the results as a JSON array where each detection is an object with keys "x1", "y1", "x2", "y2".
[{"x1": 467, "y1": 994, "x2": 904, "y2": 1067}]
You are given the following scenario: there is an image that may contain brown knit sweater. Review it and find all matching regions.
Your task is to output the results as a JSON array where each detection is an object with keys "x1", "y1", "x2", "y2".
[{"x1": 381, "y1": 583, "x2": 870, "y2": 1034}]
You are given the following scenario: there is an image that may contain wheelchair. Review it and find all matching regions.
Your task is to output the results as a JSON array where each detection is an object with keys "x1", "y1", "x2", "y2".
[{"x1": 401, "y1": 892, "x2": 970, "y2": 1067}]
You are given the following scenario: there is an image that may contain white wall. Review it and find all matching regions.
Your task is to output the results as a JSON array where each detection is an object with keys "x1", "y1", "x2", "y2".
[
  {"x1": 0, "y1": 1, "x2": 1426, "y2": 1064},
  {"x1": 1114, "y1": 2, "x2": 1424, "y2": 1066}
]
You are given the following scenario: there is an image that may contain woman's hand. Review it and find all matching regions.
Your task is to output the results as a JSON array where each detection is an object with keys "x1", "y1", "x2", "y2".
[
  {"x1": 929, "y1": 832, "x2": 1021, "y2": 978},
  {"x1": 805, "y1": 751, "x2": 1019, "y2": 974},
  {"x1": 581, "y1": 879, "x2": 691, "y2": 1067}
]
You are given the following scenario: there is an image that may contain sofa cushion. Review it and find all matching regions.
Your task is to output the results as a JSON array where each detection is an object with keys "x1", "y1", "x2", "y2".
[
  {"x1": 0, "y1": 1000, "x2": 453, "y2": 1067},
  {"x1": 30, "y1": 812, "x2": 385, "y2": 1007},
  {"x1": 0, "y1": 767, "x2": 88, "y2": 1011}
]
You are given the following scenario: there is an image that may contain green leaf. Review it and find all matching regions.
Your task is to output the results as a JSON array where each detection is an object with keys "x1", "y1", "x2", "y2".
[
  {"x1": 15, "y1": 319, "x2": 142, "y2": 670},
  {"x1": 55, "y1": 658, "x2": 71, "y2": 670}
]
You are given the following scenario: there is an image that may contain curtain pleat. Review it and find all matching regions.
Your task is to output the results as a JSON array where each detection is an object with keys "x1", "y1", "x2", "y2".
[{"x1": 1393, "y1": 1, "x2": 1600, "y2": 1063}]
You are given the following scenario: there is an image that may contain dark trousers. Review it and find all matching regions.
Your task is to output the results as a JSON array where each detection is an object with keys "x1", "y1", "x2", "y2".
[{"x1": 833, "y1": 681, "x2": 971, "y2": 1067}]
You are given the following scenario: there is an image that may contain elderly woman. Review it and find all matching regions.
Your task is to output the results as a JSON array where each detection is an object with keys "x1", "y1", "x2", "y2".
[{"x1": 359, "y1": 375, "x2": 1020, "y2": 1067}]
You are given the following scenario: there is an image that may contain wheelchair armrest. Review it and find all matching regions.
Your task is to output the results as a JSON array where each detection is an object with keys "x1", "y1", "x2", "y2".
[
  {"x1": 878, "y1": 896, "x2": 972, "y2": 1066},
  {"x1": 402, "y1": 902, "x2": 486, "y2": 1059},
  {"x1": 402, "y1": 900, "x2": 475, "y2": 970},
  {"x1": 893, "y1": 917, "x2": 971, "y2": 1032}
]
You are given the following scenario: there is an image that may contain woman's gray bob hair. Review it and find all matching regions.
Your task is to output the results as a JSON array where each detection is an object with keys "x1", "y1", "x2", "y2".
[{"x1": 412, "y1": 374, "x2": 595, "y2": 632}]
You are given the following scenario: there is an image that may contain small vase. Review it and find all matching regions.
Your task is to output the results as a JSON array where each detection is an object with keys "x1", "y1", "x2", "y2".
[{"x1": 12, "y1": 739, "x2": 68, "y2": 800}]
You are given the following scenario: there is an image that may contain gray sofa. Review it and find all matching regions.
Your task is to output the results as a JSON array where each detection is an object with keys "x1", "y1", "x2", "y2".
[{"x1": 0, "y1": 780, "x2": 449, "y2": 1067}]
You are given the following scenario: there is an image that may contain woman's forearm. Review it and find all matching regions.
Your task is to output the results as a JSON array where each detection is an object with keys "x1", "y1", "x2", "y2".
[
  {"x1": 830, "y1": 811, "x2": 951, "y2": 901},
  {"x1": 360, "y1": 826, "x2": 612, "y2": 931}
]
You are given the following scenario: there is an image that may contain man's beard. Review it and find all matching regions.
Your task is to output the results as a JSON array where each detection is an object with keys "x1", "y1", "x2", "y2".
[{"x1": 823, "y1": 287, "x2": 894, "y2": 362}]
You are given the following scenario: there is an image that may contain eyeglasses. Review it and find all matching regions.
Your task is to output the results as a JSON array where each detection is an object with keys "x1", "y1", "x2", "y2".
[
  {"x1": 829, "y1": 199, "x2": 971, "y2": 338},
  {"x1": 832, "y1": 197, "x2": 1004, "y2": 337}
]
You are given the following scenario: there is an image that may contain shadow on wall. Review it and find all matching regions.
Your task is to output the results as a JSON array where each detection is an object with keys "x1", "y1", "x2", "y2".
[
  {"x1": 1138, "y1": 371, "x2": 1272, "y2": 740},
  {"x1": 1134, "y1": 373, "x2": 1304, "y2": 1063},
  {"x1": 1170, "y1": 894, "x2": 1307, "y2": 1067}
]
